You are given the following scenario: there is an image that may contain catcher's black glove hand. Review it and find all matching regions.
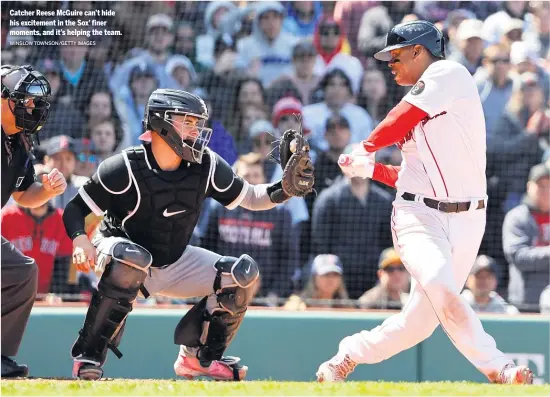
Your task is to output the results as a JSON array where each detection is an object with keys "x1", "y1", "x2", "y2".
[{"x1": 267, "y1": 126, "x2": 315, "y2": 203}]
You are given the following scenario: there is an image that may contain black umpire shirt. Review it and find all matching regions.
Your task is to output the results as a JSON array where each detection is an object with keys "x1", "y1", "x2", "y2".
[{"x1": 1, "y1": 128, "x2": 36, "y2": 209}]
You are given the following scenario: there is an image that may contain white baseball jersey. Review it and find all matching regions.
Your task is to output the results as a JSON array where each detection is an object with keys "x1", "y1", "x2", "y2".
[{"x1": 396, "y1": 60, "x2": 487, "y2": 200}]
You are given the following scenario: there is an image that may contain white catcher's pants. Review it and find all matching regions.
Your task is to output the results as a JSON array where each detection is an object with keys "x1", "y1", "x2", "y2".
[{"x1": 338, "y1": 194, "x2": 512, "y2": 381}]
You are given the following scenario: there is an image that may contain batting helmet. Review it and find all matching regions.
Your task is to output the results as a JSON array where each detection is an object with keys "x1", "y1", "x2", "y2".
[{"x1": 374, "y1": 20, "x2": 445, "y2": 62}]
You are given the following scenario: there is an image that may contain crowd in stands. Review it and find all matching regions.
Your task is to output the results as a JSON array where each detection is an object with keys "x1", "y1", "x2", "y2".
[{"x1": 1, "y1": 0, "x2": 548, "y2": 313}]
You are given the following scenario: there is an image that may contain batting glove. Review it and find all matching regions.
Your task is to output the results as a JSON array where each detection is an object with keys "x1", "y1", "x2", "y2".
[{"x1": 338, "y1": 145, "x2": 375, "y2": 179}]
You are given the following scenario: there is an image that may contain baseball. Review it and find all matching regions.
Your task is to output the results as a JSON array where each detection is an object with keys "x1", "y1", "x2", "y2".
[{"x1": 290, "y1": 139, "x2": 298, "y2": 153}]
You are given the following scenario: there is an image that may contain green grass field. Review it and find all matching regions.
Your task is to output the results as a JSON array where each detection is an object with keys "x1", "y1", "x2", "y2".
[{"x1": 1, "y1": 379, "x2": 549, "y2": 396}]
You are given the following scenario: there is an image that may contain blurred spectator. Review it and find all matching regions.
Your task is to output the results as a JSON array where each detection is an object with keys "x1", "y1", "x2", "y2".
[
  {"x1": 217, "y1": 3, "x2": 256, "y2": 42},
  {"x1": 482, "y1": 1, "x2": 528, "y2": 45},
  {"x1": 284, "y1": 254, "x2": 350, "y2": 310},
  {"x1": 5, "y1": 27, "x2": 35, "y2": 65},
  {"x1": 267, "y1": 40, "x2": 321, "y2": 106},
  {"x1": 311, "y1": 148, "x2": 393, "y2": 298},
  {"x1": 1, "y1": 164, "x2": 73, "y2": 297},
  {"x1": 503, "y1": 163, "x2": 550, "y2": 309},
  {"x1": 199, "y1": 34, "x2": 247, "y2": 121},
  {"x1": 312, "y1": 114, "x2": 350, "y2": 196},
  {"x1": 476, "y1": 44, "x2": 514, "y2": 139},
  {"x1": 109, "y1": 13, "x2": 179, "y2": 93},
  {"x1": 461, "y1": 255, "x2": 519, "y2": 315},
  {"x1": 448, "y1": 19, "x2": 486, "y2": 75},
  {"x1": 442, "y1": 9, "x2": 478, "y2": 57},
  {"x1": 85, "y1": 90, "x2": 128, "y2": 154},
  {"x1": 35, "y1": 59, "x2": 85, "y2": 142},
  {"x1": 282, "y1": 1, "x2": 323, "y2": 39},
  {"x1": 523, "y1": 1, "x2": 550, "y2": 58},
  {"x1": 114, "y1": 61, "x2": 159, "y2": 146},
  {"x1": 303, "y1": 68, "x2": 373, "y2": 153},
  {"x1": 412, "y1": 1, "x2": 464, "y2": 23},
  {"x1": 57, "y1": 34, "x2": 109, "y2": 112},
  {"x1": 333, "y1": 0, "x2": 376, "y2": 60},
  {"x1": 492, "y1": 72, "x2": 548, "y2": 211},
  {"x1": 248, "y1": 119, "x2": 279, "y2": 182},
  {"x1": 357, "y1": 1, "x2": 415, "y2": 59},
  {"x1": 224, "y1": 77, "x2": 267, "y2": 143},
  {"x1": 202, "y1": 152, "x2": 298, "y2": 300},
  {"x1": 272, "y1": 96, "x2": 304, "y2": 136},
  {"x1": 196, "y1": 1, "x2": 237, "y2": 69},
  {"x1": 88, "y1": 119, "x2": 119, "y2": 162},
  {"x1": 237, "y1": 1, "x2": 298, "y2": 86},
  {"x1": 357, "y1": 67, "x2": 391, "y2": 126},
  {"x1": 540, "y1": 285, "x2": 550, "y2": 314},
  {"x1": 312, "y1": 16, "x2": 355, "y2": 76},
  {"x1": 510, "y1": 41, "x2": 550, "y2": 103},
  {"x1": 73, "y1": 138, "x2": 98, "y2": 179},
  {"x1": 87, "y1": 35, "x2": 116, "y2": 81},
  {"x1": 174, "y1": 21, "x2": 207, "y2": 73},
  {"x1": 358, "y1": 248, "x2": 410, "y2": 310},
  {"x1": 42, "y1": 135, "x2": 87, "y2": 210},
  {"x1": 500, "y1": 18, "x2": 525, "y2": 49},
  {"x1": 166, "y1": 55, "x2": 197, "y2": 91}
]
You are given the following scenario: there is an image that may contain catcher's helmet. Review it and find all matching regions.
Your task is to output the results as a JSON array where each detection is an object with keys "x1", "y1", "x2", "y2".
[
  {"x1": 143, "y1": 89, "x2": 212, "y2": 164},
  {"x1": 374, "y1": 20, "x2": 445, "y2": 62}
]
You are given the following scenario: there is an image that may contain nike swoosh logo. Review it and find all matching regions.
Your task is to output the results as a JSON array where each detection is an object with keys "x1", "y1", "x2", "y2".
[
  {"x1": 163, "y1": 209, "x2": 186, "y2": 217},
  {"x1": 245, "y1": 264, "x2": 251, "y2": 274},
  {"x1": 125, "y1": 247, "x2": 140, "y2": 253}
]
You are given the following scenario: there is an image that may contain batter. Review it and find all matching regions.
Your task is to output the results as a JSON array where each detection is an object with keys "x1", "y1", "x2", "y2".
[{"x1": 316, "y1": 20, "x2": 533, "y2": 385}]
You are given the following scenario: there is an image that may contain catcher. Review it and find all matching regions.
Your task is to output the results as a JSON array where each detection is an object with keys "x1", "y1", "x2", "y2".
[{"x1": 62, "y1": 88, "x2": 314, "y2": 381}]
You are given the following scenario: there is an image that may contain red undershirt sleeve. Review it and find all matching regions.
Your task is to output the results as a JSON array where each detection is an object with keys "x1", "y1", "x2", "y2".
[
  {"x1": 373, "y1": 163, "x2": 401, "y2": 188},
  {"x1": 362, "y1": 101, "x2": 428, "y2": 188},
  {"x1": 362, "y1": 100, "x2": 428, "y2": 152}
]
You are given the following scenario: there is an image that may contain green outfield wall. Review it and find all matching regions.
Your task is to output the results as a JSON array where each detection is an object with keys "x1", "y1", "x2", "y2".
[{"x1": 18, "y1": 307, "x2": 549, "y2": 383}]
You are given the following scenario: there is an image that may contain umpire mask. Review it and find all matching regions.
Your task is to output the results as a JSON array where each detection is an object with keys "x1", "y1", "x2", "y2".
[{"x1": 1, "y1": 65, "x2": 51, "y2": 155}]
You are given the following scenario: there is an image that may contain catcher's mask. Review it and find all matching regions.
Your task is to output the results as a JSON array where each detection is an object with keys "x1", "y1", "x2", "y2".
[
  {"x1": 1, "y1": 64, "x2": 51, "y2": 157},
  {"x1": 144, "y1": 89, "x2": 212, "y2": 164}
]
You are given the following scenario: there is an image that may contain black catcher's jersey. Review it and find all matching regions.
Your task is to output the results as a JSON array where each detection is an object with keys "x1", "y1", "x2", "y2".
[{"x1": 78, "y1": 143, "x2": 248, "y2": 266}]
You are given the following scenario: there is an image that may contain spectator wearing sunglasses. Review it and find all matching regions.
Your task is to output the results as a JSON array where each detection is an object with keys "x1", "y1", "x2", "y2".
[
  {"x1": 312, "y1": 16, "x2": 362, "y2": 78},
  {"x1": 73, "y1": 138, "x2": 98, "y2": 179},
  {"x1": 358, "y1": 248, "x2": 410, "y2": 310},
  {"x1": 476, "y1": 44, "x2": 515, "y2": 139}
]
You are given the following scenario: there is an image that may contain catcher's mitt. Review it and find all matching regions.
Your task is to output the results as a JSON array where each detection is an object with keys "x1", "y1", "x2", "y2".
[{"x1": 268, "y1": 119, "x2": 315, "y2": 201}]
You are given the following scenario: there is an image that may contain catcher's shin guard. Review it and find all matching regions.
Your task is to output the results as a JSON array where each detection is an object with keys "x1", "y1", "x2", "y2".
[
  {"x1": 174, "y1": 254, "x2": 259, "y2": 367},
  {"x1": 71, "y1": 241, "x2": 152, "y2": 373}
]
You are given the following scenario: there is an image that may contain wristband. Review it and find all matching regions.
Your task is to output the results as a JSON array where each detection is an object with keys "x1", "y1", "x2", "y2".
[{"x1": 71, "y1": 230, "x2": 86, "y2": 240}]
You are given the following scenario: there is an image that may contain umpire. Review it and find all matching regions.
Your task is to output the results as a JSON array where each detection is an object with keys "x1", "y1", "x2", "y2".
[{"x1": 1, "y1": 65, "x2": 67, "y2": 377}]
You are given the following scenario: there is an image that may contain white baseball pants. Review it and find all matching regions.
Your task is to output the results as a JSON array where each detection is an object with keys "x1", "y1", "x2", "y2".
[{"x1": 338, "y1": 195, "x2": 513, "y2": 381}]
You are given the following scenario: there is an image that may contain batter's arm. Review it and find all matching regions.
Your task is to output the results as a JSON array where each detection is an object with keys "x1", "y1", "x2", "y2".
[{"x1": 362, "y1": 101, "x2": 428, "y2": 153}]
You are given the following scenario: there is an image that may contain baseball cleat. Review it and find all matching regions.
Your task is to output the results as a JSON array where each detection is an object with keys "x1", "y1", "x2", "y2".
[
  {"x1": 1, "y1": 355, "x2": 29, "y2": 378},
  {"x1": 316, "y1": 354, "x2": 357, "y2": 382},
  {"x1": 495, "y1": 363, "x2": 533, "y2": 384},
  {"x1": 72, "y1": 356, "x2": 103, "y2": 381},
  {"x1": 174, "y1": 353, "x2": 248, "y2": 381}
]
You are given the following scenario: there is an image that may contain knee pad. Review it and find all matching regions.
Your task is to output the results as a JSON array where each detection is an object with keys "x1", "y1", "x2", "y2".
[
  {"x1": 213, "y1": 254, "x2": 259, "y2": 315},
  {"x1": 173, "y1": 254, "x2": 259, "y2": 366},
  {"x1": 99, "y1": 241, "x2": 152, "y2": 300},
  {"x1": 72, "y1": 240, "x2": 152, "y2": 363}
]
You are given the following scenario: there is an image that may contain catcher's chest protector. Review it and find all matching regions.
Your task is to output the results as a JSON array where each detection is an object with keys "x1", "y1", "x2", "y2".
[{"x1": 111, "y1": 147, "x2": 210, "y2": 266}]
